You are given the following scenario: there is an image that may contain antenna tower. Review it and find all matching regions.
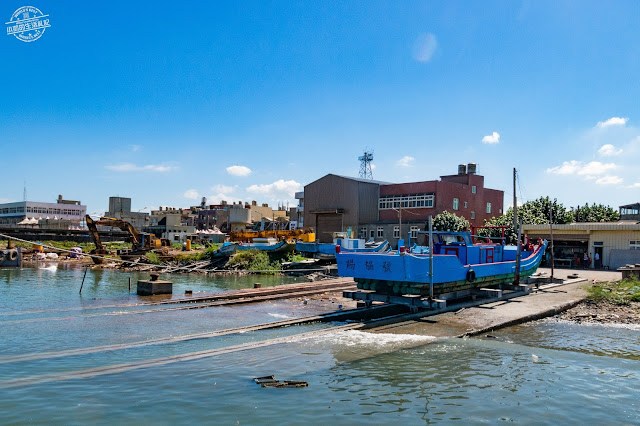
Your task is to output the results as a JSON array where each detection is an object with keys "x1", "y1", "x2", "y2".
[{"x1": 358, "y1": 150, "x2": 374, "y2": 179}]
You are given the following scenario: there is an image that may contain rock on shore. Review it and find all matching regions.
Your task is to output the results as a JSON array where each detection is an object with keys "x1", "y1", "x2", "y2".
[{"x1": 559, "y1": 300, "x2": 640, "y2": 325}]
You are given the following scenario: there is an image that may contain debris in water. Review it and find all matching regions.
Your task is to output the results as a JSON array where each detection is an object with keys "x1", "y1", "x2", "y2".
[{"x1": 254, "y1": 375, "x2": 308, "y2": 388}]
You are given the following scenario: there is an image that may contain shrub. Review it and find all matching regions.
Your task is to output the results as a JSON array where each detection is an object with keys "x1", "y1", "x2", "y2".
[
  {"x1": 226, "y1": 250, "x2": 281, "y2": 273},
  {"x1": 586, "y1": 278, "x2": 640, "y2": 305},
  {"x1": 145, "y1": 252, "x2": 162, "y2": 265}
]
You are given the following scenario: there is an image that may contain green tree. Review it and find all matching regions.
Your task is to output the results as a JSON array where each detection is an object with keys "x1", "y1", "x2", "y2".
[
  {"x1": 572, "y1": 203, "x2": 620, "y2": 222},
  {"x1": 431, "y1": 211, "x2": 470, "y2": 232},
  {"x1": 479, "y1": 196, "x2": 572, "y2": 244}
]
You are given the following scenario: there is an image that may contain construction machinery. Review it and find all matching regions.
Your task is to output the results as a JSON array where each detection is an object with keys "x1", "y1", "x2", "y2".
[
  {"x1": 85, "y1": 215, "x2": 166, "y2": 264},
  {"x1": 229, "y1": 229, "x2": 315, "y2": 243}
]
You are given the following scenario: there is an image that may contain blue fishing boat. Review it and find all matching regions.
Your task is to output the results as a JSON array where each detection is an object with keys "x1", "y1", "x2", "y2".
[
  {"x1": 296, "y1": 232, "x2": 390, "y2": 259},
  {"x1": 237, "y1": 238, "x2": 294, "y2": 253},
  {"x1": 337, "y1": 230, "x2": 546, "y2": 296}
]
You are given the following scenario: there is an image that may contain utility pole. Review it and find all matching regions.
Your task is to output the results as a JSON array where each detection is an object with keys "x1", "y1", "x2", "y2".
[
  {"x1": 512, "y1": 168, "x2": 517, "y2": 230},
  {"x1": 513, "y1": 167, "x2": 521, "y2": 285}
]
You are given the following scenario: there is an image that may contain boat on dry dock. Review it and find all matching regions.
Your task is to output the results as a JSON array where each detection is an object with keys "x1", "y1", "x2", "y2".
[
  {"x1": 237, "y1": 237, "x2": 294, "y2": 253},
  {"x1": 296, "y1": 232, "x2": 390, "y2": 259},
  {"x1": 337, "y1": 230, "x2": 546, "y2": 296}
]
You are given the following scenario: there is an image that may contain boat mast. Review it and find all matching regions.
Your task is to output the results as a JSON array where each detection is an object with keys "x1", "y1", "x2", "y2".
[
  {"x1": 550, "y1": 208, "x2": 555, "y2": 280},
  {"x1": 428, "y1": 215, "x2": 434, "y2": 300}
]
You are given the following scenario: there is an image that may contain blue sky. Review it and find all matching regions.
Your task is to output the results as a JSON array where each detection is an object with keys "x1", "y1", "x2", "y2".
[{"x1": 1, "y1": 1, "x2": 639, "y2": 215}]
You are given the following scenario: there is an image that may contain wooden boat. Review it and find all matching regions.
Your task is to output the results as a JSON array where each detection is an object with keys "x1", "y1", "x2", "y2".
[
  {"x1": 237, "y1": 238, "x2": 294, "y2": 253},
  {"x1": 0, "y1": 247, "x2": 22, "y2": 268},
  {"x1": 337, "y1": 230, "x2": 546, "y2": 296},
  {"x1": 296, "y1": 232, "x2": 390, "y2": 259}
]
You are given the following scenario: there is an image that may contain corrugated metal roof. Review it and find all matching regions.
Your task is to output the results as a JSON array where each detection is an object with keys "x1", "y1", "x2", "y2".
[
  {"x1": 523, "y1": 222, "x2": 640, "y2": 231},
  {"x1": 619, "y1": 202, "x2": 640, "y2": 209},
  {"x1": 331, "y1": 174, "x2": 391, "y2": 185}
]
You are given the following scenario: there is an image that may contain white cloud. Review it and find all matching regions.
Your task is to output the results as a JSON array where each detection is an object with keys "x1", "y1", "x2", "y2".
[
  {"x1": 0, "y1": 198, "x2": 14, "y2": 203},
  {"x1": 208, "y1": 184, "x2": 235, "y2": 203},
  {"x1": 371, "y1": 164, "x2": 377, "y2": 170},
  {"x1": 546, "y1": 160, "x2": 581, "y2": 175},
  {"x1": 578, "y1": 161, "x2": 617, "y2": 176},
  {"x1": 628, "y1": 182, "x2": 640, "y2": 188},
  {"x1": 130, "y1": 145, "x2": 141, "y2": 152},
  {"x1": 596, "y1": 117, "x2": 628, "y2": 128},
  {"x1": 546, "y1": 160, "x2": 616, "y2": 176},
  {"x1": 183, "y1": 189, "x2": 199, "y2": 200},
  {"x1": 598, "y1": 144, "x2": 623, "y2": 156},
  {"x1": 396, "y1": 156, "x2": 415, "y2": 167},
  {"x1": 226, "y1": 165, "x2": 252, "y2": 177},
  {"x1": 412, "y1": 33, "x2": 437, "y2": 63},
  {"x1": 211, "y1": 184, "x2": 233, "y2": 194},
  {"x1": 482, "y1": 132, "x2": 500, "y2": 144},
  {"x1": 595, "y1": 175, "x2": 623, "y2": 185},
  {"x1": 105, "y1": 163, "x2": 174, "y2": 172},
  {"x1": 246, "y1": 179, "x2": 302, "y2": 200}
]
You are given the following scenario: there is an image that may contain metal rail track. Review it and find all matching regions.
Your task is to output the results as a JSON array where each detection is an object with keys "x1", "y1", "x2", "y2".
[{"x1": 0, "y1": 278, "x2": 357, "y2": 323}]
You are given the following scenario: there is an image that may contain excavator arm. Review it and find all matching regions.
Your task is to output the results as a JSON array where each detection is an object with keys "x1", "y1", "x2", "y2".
[
  {"x1": 85, "y1": 215, "x2": 152, "y2": 264},
  {"x1": 92, "y1": 217, "x2": 143, "y2": 250},
  {"x1": 85, "y1": 215, "x2": 105, "y2": 251}
]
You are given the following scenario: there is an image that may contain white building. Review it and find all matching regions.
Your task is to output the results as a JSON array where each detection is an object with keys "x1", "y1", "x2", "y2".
[{"x1": 0, "y1": 196, "x2": 86, "y2": 228}]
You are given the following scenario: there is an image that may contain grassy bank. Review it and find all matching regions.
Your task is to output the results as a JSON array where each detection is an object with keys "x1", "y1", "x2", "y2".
[
  {"x1": 587, "y1": 278, "x2": 640, "y2": 305},
  {"x1": 1, "y1": 240, "x2": 130, "y2": 252}
]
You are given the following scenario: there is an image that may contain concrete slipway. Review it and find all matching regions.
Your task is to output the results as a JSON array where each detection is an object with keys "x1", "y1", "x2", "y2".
[{"x1": 363, "y1": 268, "x2": 623, "y2": 338}]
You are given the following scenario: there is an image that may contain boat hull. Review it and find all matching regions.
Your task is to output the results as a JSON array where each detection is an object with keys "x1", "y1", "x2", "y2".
[
  {"x1": 0, "y1": 248, "x2": 22, "y2": 268},
  {"x1": 237, "y1": 240, "x2": 294, "y2": 253},
  {"x1": 212, "y1": 243, "x2": 238, "y2": 258},
  {"x1": 296, "y1": 240, "x2": 390, "y2": 259},
  {"x1": 337, "y1": 241, "x2": 547, "y2": 296}
]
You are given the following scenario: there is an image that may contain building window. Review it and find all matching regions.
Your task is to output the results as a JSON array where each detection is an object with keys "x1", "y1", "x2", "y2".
[
  {"x1": 499, "y1": 209, "x2": 502, "y2": 214},
  {"x1": 631, "y1": 241, "x2": 640, "y2": 250},
  {"x1": 463, "y1": 201, "x2": 468, "y2": 209},
  {"x1": 486, "y1": 203, "x2": 492, "y2": 214},
  {"x1": 472, "y1": 186, "x2": 477, "y2": 194},
  {"x1": 410, "y1": 226, "x2": 419, "y2": 238},
  {"x1": 378, "y1": 194, "x2": 434, "y2": 210},
  {"x1": 453, "y1": 198, "x2": 459, "y2": 210},
  {"x1": 377, "y1": 227, "x2": 384, "y2": 238},
  {"x1": 359, "y1": 227, "x2": 367, "y2": 238},
  {"x1": 393, "y1": 226, "x2": 400, "y2": 238},
  {"x1": 471, "y1": 211, "x2": 475, "y2": 219},
  {"x1": 370, "y1": 229, "x2": 375, "y2": 239}
]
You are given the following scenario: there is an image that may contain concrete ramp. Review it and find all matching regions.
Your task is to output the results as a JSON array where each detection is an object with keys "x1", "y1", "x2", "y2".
[{"x1": 367, "y1": 279, "x2": 588, "y2": 338}]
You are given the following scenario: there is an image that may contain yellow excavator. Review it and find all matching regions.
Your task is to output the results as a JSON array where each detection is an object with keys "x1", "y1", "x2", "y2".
[{"x1": 86, "y1": 215, "x2": 166, "y2": 264}]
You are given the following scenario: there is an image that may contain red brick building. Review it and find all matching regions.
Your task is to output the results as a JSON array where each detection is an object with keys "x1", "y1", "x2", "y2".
[
  {"x1": 303, "y1": 164, "x2": 504, "y2": 246},
  {"x1": 378, "y1": 164, "x2": 504, "y2": 228}
]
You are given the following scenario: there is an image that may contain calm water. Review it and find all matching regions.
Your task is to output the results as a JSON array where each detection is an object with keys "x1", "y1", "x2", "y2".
[{"x1": 1, "y1": 266, "x2": 639, "y2": 424}]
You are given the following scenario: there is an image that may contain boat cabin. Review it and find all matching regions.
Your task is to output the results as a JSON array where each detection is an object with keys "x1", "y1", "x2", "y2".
[
  {"x1": 428, "y1": 231, "x2": 524, "y2": 265},
  {"x1": 333, "y1": 232, "x2": 367, "y2": 250}
]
